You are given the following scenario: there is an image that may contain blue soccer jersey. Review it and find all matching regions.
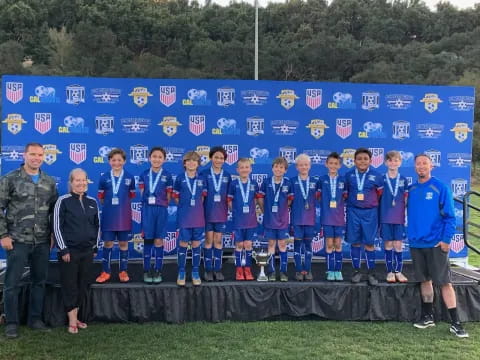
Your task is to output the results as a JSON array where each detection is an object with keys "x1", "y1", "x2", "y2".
[
  {"x1": 228, "y1": 178, "x2": 260, "y2": 229},
  {"x1": 173, "y1": 172, "x2": 207, "y2": 228},
  {"x1": 318, "y1": 174, "x2": 347, "y2": 226},
  {"x1": 290, "y1": 175, "x2": 319, "y2": 226},
  {"x1": 380, "y1": 174, "x2": 408, "y2": 224},
  {"x1": 259, "y1": 176, "x2": 293, "y2": 229},
  {"x1": 200, "y1": 168, "x2": 231, "y2": 223},
  {"x1": 138, "y1": 168, "x2": 173, "y2": 207},
  {"x1": 345, "y1": 167, "x2": 383, "y2": 209},
  {"x1": 98, "y1": 170, "x2": 136, "y2": 231}
]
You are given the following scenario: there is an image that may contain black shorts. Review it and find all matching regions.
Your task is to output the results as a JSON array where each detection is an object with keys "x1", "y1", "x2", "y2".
[{"x1": 410, "y1": 247, "x2": 451, "y2": 286}]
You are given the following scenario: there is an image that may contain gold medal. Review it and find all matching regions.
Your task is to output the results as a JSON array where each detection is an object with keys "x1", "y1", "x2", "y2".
[
  {"x1": 357, "y1": 193, "x2": 364, "y2": 201},
  {"x1": 305, "y1": 203, "x2": 309, "y2": 210},
  {"x1": 329, "y1": 201, "x2": 337, "y2": 208},
  {"x1": 392, "y1": 200, "x2": 396, "y2": 206}
]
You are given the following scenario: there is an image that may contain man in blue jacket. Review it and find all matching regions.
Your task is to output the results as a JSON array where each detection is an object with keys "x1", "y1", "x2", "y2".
[{"x1": 407, "y1": 154, "x2": 468, "y2": 338}]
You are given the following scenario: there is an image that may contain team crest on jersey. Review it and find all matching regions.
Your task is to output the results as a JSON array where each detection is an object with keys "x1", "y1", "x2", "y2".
[
  {"x1": 361, "y1": 91, "x2": 380, "y2": 111},
  {"x1": 223, "y1": 144, "x2": 239, "y2": 165},
  {"x1": 91, "y1": 88, "x2": 121, "y2": 104},
  {"x1": 129, "y1": 87, "x2": 152, "y2": 107},
  {"x1": 276, "y1": 89, "x2": 299, "y2": 110},
  {"x1": 424, "y1": 149, "x2": 441, "y2": 167},
  {"x1": 159, "y1": 86, "x2": 176, "y2": 107},
  {"x1": 183, "y1": 89, "x2": 211, "y2": 105},
  {"x1": 65, "y1": 85, "x2": 85, "y2": 105},
  {"x1": 399, "y1": 151, "x2": 414, "y2": 167},
  {"x1": 213, "y1": 118, "x2": 240, "y2": 135},
  {"x1": 246, "y1": 116, "x2": 265, "y2": 136},
  {"x1": 95, "y1": 115, "x2": 114, "y2": 135},
  {"x1": 30, "y1": 85, "x2": 59, "y2": 103},
  {"x1": 164, "y1": 232, "x2": 178, "y2": 253},
  {"x1": 131, "y1": 202, "x2": 142, "y2": 224},
  {"x1": 328, "y1": 92, "x2": 356, "y2": 109},
  {"x1": 34, "y1": 113, "x2": 52, "y2": 134},
  {"x1": 217, "y1": 87, "x2": 235, "y2": 107},
  {"x1": 6, "y1": 82, "x2": 23, "y2": 104},
  {"x1": 121, "y1": 117, "x2": 151, "y2": 134},
  {"x1": 450, "y1": 122, "x2": 472, "y2": 143},
  {"x1": 385, "y1": 94, "x2": 413, "y2": 110},
  {"x1": 130, "y1": 144, "x2": 149, "y2": 165},
  {"x1": 1, "y1": 145, "x2": 24, "y2": 162},
  {"x1": 425, "y1": 192, "x2": 433, "y2": 200},
  {"x1": 196, "y1": 145, "x2": 211, "y2": 166},
  {"x1": 451, "y1": 179, "x2": 468, "y2": 198},
  {"x1": 369, "y1": 147, "x2": 384, "y2": 168},
  {"x1": 43, "y1": 144, "x2": 62, "y2": 165},
  {"x1": 241, "y1": 90, "x2": 268, "y2": 105},
  {"x1": 59, "y1": 116, "x2": 89, "y2": 134},
  {"x1": 335, "y1": 118, "x2": 352, "y2": 139},
  {"x1": 69, "y1": 143, "x2": 87, "y2": 165},
  {"x1": 164, "y1": 146, "x2": 184, "y2": 163},
  {"x1": 279, "y1": 146, "x2": 297, "y2": 164},
  {"x1": 249, "y1": 147, "x2": 270, "y2": 164},
  {"x1": 311, "y1": 233, "x2": 324, "y2": 254},
  {"x1": 306, "y1": 119, "x2": 329, "y2": 139},
  {"x1": 449, "y1": 96, "x2": 474, "y2": 111},
  {"x1": 2, "y1": 114, "x2": 26, "y2": 134},
  {"x1": 416, "y1": 123, "x2": 444, "y2": 139},
  {"x1": 189, "y1": 115, "x2": 205, "y2": 136},
  {"x1": 392, "y1": 120, "x2": 410, "y2": 140},
  {"x1": 447, "y1": 153, "x2": 471, "y2": 168},
  {"x1": 271, "y1": 120, "x2": 298, "y2": 135},
  {"x1": 450, "y1": 234, "x2": 465, "y2": 254},
  {"x1": 305, "y1": 89, "x2": 322, "y2": 110},
  {"x1": 158, "y1": 116, "x2": 182, "y2": 136},
  {"x1": 341, "y1": 148, "x2": 355, "y2": 168},
  {"x1": 420, "y1": 93, "x2": 442, "y2": 113},
  {"x1": 406, "y1": 177, "x2": 413, "y2": 185},
  {"x1": 358, "y1": 122, "x2": 385, "y2": 138},
  {"x1": 304, "y1": 149, "x2": 329, "y2": 165}
]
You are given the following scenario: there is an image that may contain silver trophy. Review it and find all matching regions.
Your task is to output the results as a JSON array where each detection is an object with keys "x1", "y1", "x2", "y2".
[{"x1": 252, "y1": 250, "x2": 273, "y2": 282}]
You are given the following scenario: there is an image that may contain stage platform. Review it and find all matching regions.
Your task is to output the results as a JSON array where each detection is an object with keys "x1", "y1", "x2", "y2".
[{"x1": 2, "y1": 260, "x2": 480, "y2": 326}]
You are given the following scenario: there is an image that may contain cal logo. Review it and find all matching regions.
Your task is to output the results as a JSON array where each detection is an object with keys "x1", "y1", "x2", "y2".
[
  {"x1": 69, "y1": 143, "x2": 87, "y2": 165},
  {"x1": 94, "y1": 146, "x2": 112, "y2": 163},
  {"x1": 341, "y1": 149, "x2": 355, "y2": 168},
  {"x1": 276, "y1": 89, "x2": 299, "y2": 110},
  {"x1": 246, "y1": 116, "x2": 265, "y2": 136},
  {"x1": 158, "y1": 116, "x2": 182, "y2": 136},
  {"x1": 95, "y1": 115, "x2": 114, "y2": 135},
  {"x1": 420, "y1": 93, "x2": 442, "y2": 113},
  {"x1": 131, "y1": 202, "x2": 142, "y2": 224},
  {"x1": 6, "y1": 82, "x2": 23, "y2": 104},
  {"x1": 450, "y1": 122, "x2": 472, "y2": 143},
  {"x1": 249, "y1": 147, "x2": 270, "y2": 164},
  {"x1": 451, "y1": 178, "x2": 468, "y2": 198},
  {"x1": 183, "y1": 89, "x2": 211, "y2": 105},
  {"x1": 450, "y1": 234, "x2": 465, "y2": 254},
  {"x1": 2, "y1": 114, "x2": 26, "y2": 134},
  {"x1": 43, "y1": 144, "x2": 62, "y2": 165},
  {"x1": 223, "y1": 144, "x2": 239, "y2": 165},
  {"x1": 279, "y1": 146, "x2": 297, "y2": 164},
  {"x1": 359, "y1": 122, "x2": 385, "y2": 138},
  {"x1": 361, "y1": 91, "x2": 380, "y2": 111},
  {"x1": 214, "y1": 118, "x2": 239, "y2": 135},
  {"x1": 305, "y1": 89, "x2": 322, "y2": 110},
  {"x1": 336, "y1": 118, "x2": 352, "y2": 139},
  {"x1": 159, "y1": 86, "x2": 176, "y2": 107},
  {"x1": 217, "y1": 87, "x2": 235, "y2": 107},
  {"x1": 129, "y1": 87, "x2": 152, "y2": 107},
  {"x1": 196, "y1": 146, "x2": 211, "y2": 166},
  {"x1": 189, "y1": 115, "x2": 206, "y2": 136},
  {"x1": 369, "y1": 148, "x2": 384, "y2": 168},
  {"x1": 306, "y1": 119, "x2": 329, "y2": 139},
  {"x1": 328, "y1": 92, "x2": 356, "y2": 109},
  {"x1": 65, "y1": 85, "x2": 85, "y2": 105},
  {"x1": 130, "y1": 144, "x2": 149, "y2": 165},
  {"x1": 30, "y1": 86, "x2": 59, "y2": 103},
  {"x1": 425, "y1": 149, "x2": 441, "y2": 167},
  {"x1": 34, "y1": 113, "x2": 52, "y2": 134},
  {"x1": 60, "y1": 115, "x2": 88, "y2": 134}
]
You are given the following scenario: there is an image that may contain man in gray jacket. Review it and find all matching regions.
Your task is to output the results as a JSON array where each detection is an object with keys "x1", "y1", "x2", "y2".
[{"x1": 0, "y1": 142, "x2": 58, "y2": 339}]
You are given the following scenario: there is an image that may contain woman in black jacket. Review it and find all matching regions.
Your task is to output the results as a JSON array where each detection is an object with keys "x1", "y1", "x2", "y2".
[{"x1": 53, "y1": 168, "x2": 100, "y2": 334}]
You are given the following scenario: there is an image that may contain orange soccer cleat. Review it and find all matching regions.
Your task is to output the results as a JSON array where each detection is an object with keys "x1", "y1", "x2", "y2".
[
  {"x1": 235, "y1": 267, "x2": 245, "y2": 281},
  {"x1": 95, "y1": 271, "x2": 111, "y2": 283},
  {"x1": 118, "y1": 271, "x2": 130, "y2": 283},
  {"x1": 243, "y1": 267, "x2": 255, "y2": 281}
]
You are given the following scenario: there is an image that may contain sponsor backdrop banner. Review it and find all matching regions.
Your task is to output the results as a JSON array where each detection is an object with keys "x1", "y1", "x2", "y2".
[{"x1": 1, "y1": 76, "x2": 474, "y2": 261}]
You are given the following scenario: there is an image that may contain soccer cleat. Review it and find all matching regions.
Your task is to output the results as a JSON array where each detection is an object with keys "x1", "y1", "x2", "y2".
[
  {"x1": 236, "y1": 267, "x2": 245, "y2": 281},
  {"x1": 204, "y1": 271, "x2": 214, "y2": 282},
  {"x1": 118, "y1": 271, "x2": 130, "y2": 283},
  {"x1": 367, "y1": 272, "x2": 379, "y2": 286},
  {"x1": 177, "y1": 271, "x2": 186, "y2": 287},
  {"x1": 243, "y1": 267, "x2": 254, "y2": 281},
  {"x1": 152, "y1": 271, "x2": 163, "y2": 284},
  {"x1": 351, "y1": 270, "x2": 362, "y2": 284},
  {"x1": 192, "y1": 271, "x2": 202, "y2": 286},
  {"x1": 214, "y1": 271, "x2": 225, "y2": 282},
  {"x1": 395, "y1": 272, "x2": 408, "y2": 283},
  {"x1": 96, "y1": 271, "x2": 111, "y2": 283},
  {"x1": 280, "y1": 272, "x2": 288, "y2": 282},
  {"x1": 386, "y1": 272, "x2": 396, "y2": 283},
  {"x1": 334, "y1": 271, "x2": 343, "y2": 281},
  {"x1": 414, "y1": 315, "x2": 435, "y2": 329},
  {"x1": 304, "y1": 271, "x2": 313, "y2": 281},
  {"x1": 450, "y1": 322, "x2": 469, "y2": 338},
  {"x1": 295, "y1": 272, "x2": 304, "y2": 281},
  {"x1": 327, "y1": 271, "x2": 335, "y2": 281},
  {"x1": 268, "y1": 273, "x2": 277, "y2": 282},
  {"x1": 143, "y1": 271, "x2": 153, "y2": 284}
]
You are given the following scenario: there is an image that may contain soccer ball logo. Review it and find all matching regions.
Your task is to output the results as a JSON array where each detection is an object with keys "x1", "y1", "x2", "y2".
[{"x1": 98, "y1": 146, "x2": 112, "y2": 159}]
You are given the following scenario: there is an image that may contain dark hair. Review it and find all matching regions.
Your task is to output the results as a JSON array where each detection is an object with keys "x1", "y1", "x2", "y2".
[
  {"x1": 414, "y1": 153, "x2": 431, "y2": 161},
  {"x1": 108, "y1": 148, "x2": 126, "y2": 160},
  {"x1": 272, "y1": 156, "x2": 288, "y2": 169},
  {"x1": 209, "y1": 146, "x2": 227, "y2": 159},
  {"x1": 354, "y1": 147, "x2": 372, "y2": 159},
  {"x1": 149, "y1": 146, "x2": 167, "y2": 158},
  {"x1": 25, "y1": 142, "x2": 43, "y2": 152},
  {"x1": 326, "y1": 151, "x2": 341, "y2": 162}
]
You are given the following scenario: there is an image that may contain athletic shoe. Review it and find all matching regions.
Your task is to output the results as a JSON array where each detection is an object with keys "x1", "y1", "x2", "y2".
[
  {"x1": 5, "y1": 324, "x2": 18, "y2": 339},
  {"x1": 414, "y1": 315, "x2": 435, "y2": 329},
  {"x1": 334, "y1": 271, "x2": 343, "y2": 281},
  {"x1": 95, "y1": 271, "x2": 111, "y2": 283},
  {"x1": 29, "y1": 320, "x2": 51, "y2": 332},
  {"x1": 152, "y1": 271, "x2": 163, "y2": 284},
  {"x1": 236, "y1": 267, "x2": 245, "y2": 281},
  {"x1": 304, "y1": 271, "x2": 313, "y2": 281},
  {"x1": 450, "y1": 322, "x2": 469, "y2": 338},
  {"x1": 268, "y1": 273, "x2": 277, "y2": 282},
  {"x1": 280, "y1": 272, "x2": 288, "y2": 282},
  {"x1": 192, "y1": 271, "x2": 202, "y2": 286},
  {"x1": 295, "y1": 272, "x2": 304, "y2": 281},
  {"x1": 143, "y1": 271, "x2": 153, "y2": 284},
  {"x1": 118, "y1": 271, "x2": 130, "y2": 283},
  {"x1": 214, "y1": 271, "x2": 225, "y2": 281},
  {"x1": 204, "y1": 271, "x2": 214, "y2": 282},
  {"x1": 386, "y1": 272, "x2": 396, "y2": 283},
  {"x1": 367, "y1": 272, "x2": 379, "y2": 286},
  {"x1": 395, "y1": 272, "x2": 408, "y2": 283},
  {"x1": 177, "y1": 271, "x2": 186, "y2": 286},
  {"x1": 327, "y1": 271, "x2": 335, "y2": 281},
  {"x1": 351, "y1": 270, "x2": 362, "y2": 283},
  {"x1": 243, "y1": 267, "x2": 254, "y2": 281}
]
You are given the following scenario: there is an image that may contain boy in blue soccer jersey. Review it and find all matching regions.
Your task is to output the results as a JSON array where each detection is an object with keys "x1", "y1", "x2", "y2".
[
  {"x1": 228, "y1": 158, "x2": 260, "y2": 281},
  {"x1": 345, "y1": 148, "x2": 383, "y2": 285},
  {"x1": 96, "y1": 148, "x2": 136, "y2": 283},
  {"x1": 319, "y1": 152, "x2": 347, "y2": 281},
  {"x1": 201, "y1": 146, "x2": 231, "y2": 282},
  {"x1": 257, "y1": 157, "x2": 293, "y2": 282},
  {"x1": 172, "y1": 151, "x2": 207, "y2": 286},
  {"x1": 380, "y1": 150, "x2": 408, "y2": 283},
  {"x1": 138, "y1": 147, "x2": 173, "y2": 284},
  {"x1": 290, "y1": 154, "x2": 319, "y2": 281}
]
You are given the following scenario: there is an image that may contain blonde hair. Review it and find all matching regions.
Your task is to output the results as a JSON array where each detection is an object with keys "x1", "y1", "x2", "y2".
[
  {"x1": 295, "y1": 153, "x2": 311, "y2": 164},
  {"x1": 237, "y1": 157, "x2": 252, "y2": 166},
  {"x1": 183, "y1": 151, "x2": 201, "y2": 168},
  {"x1": 68, "y1": 168, "x2": 88, "y2": 192}
]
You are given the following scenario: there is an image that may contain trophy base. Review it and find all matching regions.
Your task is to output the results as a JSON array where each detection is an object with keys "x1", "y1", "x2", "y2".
[{"x1": 257, "y1": 265, "x2": 268, "y2": 282}]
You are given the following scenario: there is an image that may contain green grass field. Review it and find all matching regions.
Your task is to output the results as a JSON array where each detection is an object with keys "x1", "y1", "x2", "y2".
[
  {"x1": 0, "y1": 321, "x2": 479, "y2": 360},
  {"x1": 467, "y1": 184, "x2": 480, "y2": 267}
]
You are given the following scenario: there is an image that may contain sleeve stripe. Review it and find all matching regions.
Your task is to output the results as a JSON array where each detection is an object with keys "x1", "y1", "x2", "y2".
[
  {"x1": 53, "y1": 194, "x2": 71, "y2": 250},
  {"x1": 87, "y1": 196, "x2": 101, "y2": 247}
]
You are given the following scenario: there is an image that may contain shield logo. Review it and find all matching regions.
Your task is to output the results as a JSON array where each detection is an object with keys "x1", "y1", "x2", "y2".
[
  {"x1": 306, "y1": 119, "x2": 328, "y2": 139},
  {"x1": 311, "y1": 234, "x2": 324, "y2": 254},
  {"x1": 196, "y1": 145, "x2": 211, "y2": 166},
  {"x1": 336, "y1": 118, "x2": 352, "y2": 139},
  {"x1": 34, "y1": 113, "x2": 52, "y2": 134},
  {"x1": 160, "y1": 86, "x2": 176, "y2": 107},
  {"x1": 276, "y1": 89, "x2": 299, "y2": 110},
  {"x1": 158, "y1": 116, "x2": 182, "y2": 136},
  {"x1": 450, "y1": 234, "x2": 465, "y2": 254},
  {"x1": 341, "y1": 149, "x2": 355, "y2": 168},
  {"x1": 369, "y1": 147, "x2": 384, "y2": 168},
  {"x1": 2, "y1": 114, "x2": 26, "y2": 134},
  {"x1": 6, "y1": 82, "x2": 23, "y2": 104},
  {"x1": 306, "y1": 89, "x2": 322, "y2": 110},
  {"x1": 164, "y1": 232, "x2": 178, "y2": 253},
  {"x1": 129, "y1": 87, "x2": 153, "y2": 108},
  {"x1": 189, "y1": 115, "x2": 205, "y2": 136},
  {"x1": 43, "y1": 144, "x2": 62, "y2": 165},
  {"x1": 69, "y1": 143, "x2": 87, "y2": 164},
  {"x1": 223, "y1": 144, "x2": 239, "y2": 165},
  {"x1": 450, "y1": 122, "x2": 472, "y2": 143},
  {"x1": 131, "y1": 202, "x2": 142, "y2": 224},
  {"x1": 420, "y1": 93, "x2": 442, "y2": 113}
]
